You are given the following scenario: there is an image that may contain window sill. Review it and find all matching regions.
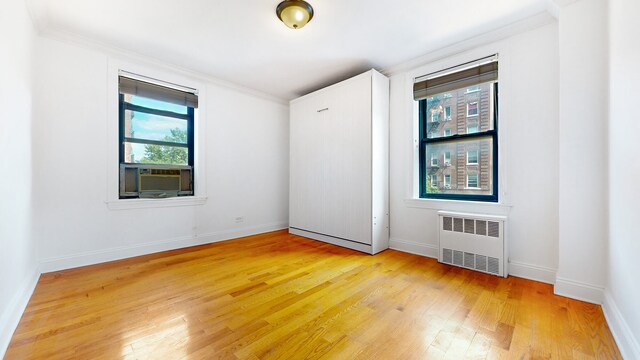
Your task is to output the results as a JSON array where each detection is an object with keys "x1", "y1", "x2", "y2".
[
  {"x1": 106, "y1": 196, "x2": 207, "y2": 210},
  {"x1": 404, "y1": 198, "x2": 511, "y2": 215}
]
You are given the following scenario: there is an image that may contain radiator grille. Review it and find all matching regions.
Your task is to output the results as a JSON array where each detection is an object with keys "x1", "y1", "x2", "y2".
[
  {"x1": 475, "y1": 255, "x2": 487, "y2": 272},
  {"x1": 443, "y1": 248, "x2": 452, "y2": 263},
  {"x1": 140, "y1": 175, "x2": 180, "y2": 191},
  {"x1": 475, "y1": 220, "x2": 487, "y2": 236},
  {"x1": 464, "y1": 252, "x2": 475, "y2": 268},
  {"x1": 443, "y1": 217, "x2": 453, "y2": 231},
  {"x1": 488, "y1": 221, "x2": 500, "y2": 238},
  {"x1": 453, "y1": 250, "x2": 463, "y2": 266},
  {"x1": 453, "y1": 218, "x2": 464, "y2": 232},
  {"x1": 464, "y1": 219, "x2": 475, "y2": 234},
  {"x1": 488, "y1": 257, "x2": 500, "y2": 274}
]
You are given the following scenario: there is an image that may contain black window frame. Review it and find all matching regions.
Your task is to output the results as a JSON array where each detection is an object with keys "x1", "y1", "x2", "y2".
[
  {"x1": 118, "y1": 94, "x2": 195, "y2": 167},
  {"x1": 419, "y1": 82, "x2": 499, "y2": 202}
]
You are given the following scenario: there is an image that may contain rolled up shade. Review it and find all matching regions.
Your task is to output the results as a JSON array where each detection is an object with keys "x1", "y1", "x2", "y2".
[
  {"x1": 119, "y1": 76, "x2": 199, "y2": 108},
  {"x1": 413, "y1": 57, "x2": 498, "y2": 101}
]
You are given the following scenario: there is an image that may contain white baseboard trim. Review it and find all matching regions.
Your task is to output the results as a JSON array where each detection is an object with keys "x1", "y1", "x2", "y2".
[
  {"x1": 389, "y1": 238, "x2": 439, "y2": 258},
  {"x1": 508, "y1": 260, "x2": 556, "y2": 285},
  {"x1": 39, "y1": 222, "x2": 288, "y2": 273},
  {"x1": 603, "y1": 291, "x2": 640, "y2": 360},
  {"x1": 0, "y1": 265, "x2": 40, "y2": 359},
  {"x1": 554, "y1": 276, "x2": 604, "y2": 305}
]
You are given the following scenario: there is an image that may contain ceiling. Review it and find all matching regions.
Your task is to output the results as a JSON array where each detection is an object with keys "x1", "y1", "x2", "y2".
[{"x1": 28, "y1": 0, "x2": 551, "y2": 100}]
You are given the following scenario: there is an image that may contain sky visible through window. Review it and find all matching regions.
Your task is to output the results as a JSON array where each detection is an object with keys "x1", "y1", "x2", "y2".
[{"x1": 128, "y1": 96, "x2": 188, "y2": 162}]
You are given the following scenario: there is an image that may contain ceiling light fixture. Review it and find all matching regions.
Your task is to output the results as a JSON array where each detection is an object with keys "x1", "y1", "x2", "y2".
[{"x1": 276, "y1": 0, "x2": 314, "y2": 29}]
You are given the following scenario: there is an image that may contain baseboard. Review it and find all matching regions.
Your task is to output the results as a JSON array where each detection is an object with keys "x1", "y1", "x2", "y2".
[
  {"x1": 0, "y1": 265, "x2": 40, "y2": 359},
  {"x1": 389, "y1": 238, "x2": 439, "y2": 258},
  {"x1": 554, "y1": 276, "x2": 604, "y2": 305},
  {"x1": 508, "y1": 260, "x2": 556, "y2": 284},
  {"x1": 39, "y1": 222, "x2": 288, "y2": 273},
  {"x1": 289, "y1": 228, "x2": 375, "y2": 254},
  {"x1": 603, "y1": 291, "x2": 640, "y2": 360}
]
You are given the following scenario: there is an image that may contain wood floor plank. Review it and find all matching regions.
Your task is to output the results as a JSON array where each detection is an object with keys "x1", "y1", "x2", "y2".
[{"x1": 5, "y1": 230, "x2": 622, "y2": 359}]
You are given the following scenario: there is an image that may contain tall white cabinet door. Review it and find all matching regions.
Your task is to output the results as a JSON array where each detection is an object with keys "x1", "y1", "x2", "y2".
[{"x1": 290, "y1": 74, "x2": 372, "y2": 245}]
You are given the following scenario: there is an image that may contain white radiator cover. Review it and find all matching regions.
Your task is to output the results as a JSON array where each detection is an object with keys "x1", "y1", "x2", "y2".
[{"x1": 438, "y1": 211, "x2": 508, "y2": 277}]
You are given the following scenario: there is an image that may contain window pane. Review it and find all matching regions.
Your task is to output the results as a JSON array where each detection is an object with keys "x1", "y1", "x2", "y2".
[
  {"x1": 130, "y1": 95, "x2": 188, "y2": 114},
  {"x1": 425, "y1": 136, "x2": 494, "y2": 196},
  {"x1": 123, "y1": 110, "x2": 188, "y2": 144},
  {"x1": 426, "y1": 82, "x2": 494, "y2": 139},
  {"x1": 123, "y1": 141, "x2": 188, "y2": 165}
]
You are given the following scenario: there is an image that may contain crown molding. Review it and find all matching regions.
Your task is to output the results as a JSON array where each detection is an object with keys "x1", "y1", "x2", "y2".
[
  {"x1": 381, "y1": 10, "x2": 556, "y2": 76},
  {"x1": 36, "y1": 27, "x2": 289, "y2": 106}
]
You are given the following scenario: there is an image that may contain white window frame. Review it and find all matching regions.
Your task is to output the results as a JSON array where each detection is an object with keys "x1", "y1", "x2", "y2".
[
  {"x1": 467, "y1": 102, "x2": 479, "y2": 117},
  {"x1": 106, "y1": 59, "x2": 208, "y2": 210},
  {"x1": 444, "y1": 106, "x2": 451, "y2": 121},
  {"x1": 443, "y1": 129, "x2": 452, "y2": 137},
  {"x1": 467, "y1": 150, "x2": 479, "y2": 165},
  {"x1": 431, "y1": 154, "x2": 439, "y2": 166},
  {"x1": 431, "y1": 175, "x2": 438, "y2": 187},
  {"x1": 431, "y1": 111, "x2": 440, "y2": 122},
  {"x1": 466, "y1": 85, "x2": 481, "y2": 93},
  {"x1": 444, "y1": 174, "x2": 451, "y2": 188},
  {"x1": 444, "y1": 151, "x2": 451, "y2": 165},
  {"x1": 467, "y1": 174, "x2": 479, "y2": 189}
]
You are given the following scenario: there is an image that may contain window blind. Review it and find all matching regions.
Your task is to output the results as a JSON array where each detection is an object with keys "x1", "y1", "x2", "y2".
[
  {"x1": 119, "y1": 75, "x2": 199, "y2": 108},
  {"x1": 413, "y1": 55, "x2": 498, "y2": 101}
]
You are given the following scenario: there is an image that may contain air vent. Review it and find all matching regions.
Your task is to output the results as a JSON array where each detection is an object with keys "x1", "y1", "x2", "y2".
[
  {"x1": 464, "y1": 219, "x2": 475, "y2": 234},
  {"x1": 488, "y1": 257, "x2": 500, "y2": 274},
  {"x1": 475, "y1": 255, "x2": 487, "y2": 272},
  {"x1": 454, "y1": 218, "x2": 463, "y2": 232},
  {"x1": 475, "y1": 220, "x2": 487, "y2": 236},
  {"x1": 464, "y1": 252, "x2": 474, "y2": 268},
  {"x1": 443, "y1": 217, "x2": 453, "y2": 231},
  {"x1": 453, "y1": 250, "x2": 463, "y2": 266},
  {"x1": 443, "y1": 248, "x2": 452, "y2": 264},
  {"x1": 488, "y1": 221, "x2": 500, "y2": 238}
]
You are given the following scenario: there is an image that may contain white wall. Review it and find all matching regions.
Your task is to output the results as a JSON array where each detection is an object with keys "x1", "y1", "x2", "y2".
[
  {"x1": 555, "y1": 0, "x2": 609, "y2": 303},
  {"x1": 32, "y1": 36, "x2": 290, "y2": 271},
  {"x1": 606, "y1": 0, "x2": 640, "y2": 357},
  {"x1": 388, "y1": 23, "x2": 560, "y2": 283},
  {"x1": 0, "y1": 0, "x2": 39, "y2": 356}
]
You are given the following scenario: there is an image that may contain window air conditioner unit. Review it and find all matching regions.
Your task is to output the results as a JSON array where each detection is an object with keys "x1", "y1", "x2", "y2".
[{"x1": 119, "y1": 164, "x2": 193, "y2": 199}]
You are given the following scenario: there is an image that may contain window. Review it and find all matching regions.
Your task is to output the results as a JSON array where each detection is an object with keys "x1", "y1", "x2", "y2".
[
  {"x1": 466, "y1": 85, "x2": 481, "y2": 93},
  {"x1": 118, "y1": 75, "x2": 198, "y2": 199},
  {"x1": 467, "y1": 102, "x2": 478, "y2": 117},
  {"x1": 431, "y1": 111, "x2": 440, "y2": 122},
  {"x1": 467, "y1": 150, "x2": 479, "y2": 165},
  {"x1": 467, "y1": 174, "x2": 479, "y2": 188},
  {"x1": 444, "y1": 106, "x2": 451, "y2": 120},
  {"x1": 431, "y1": 154, "x2": 439, "y2": 166},
  {"x1": 431, "y1": 175, "x2": 438, "y2": 187},
  {"x1": 415, "y1": 55, "x2": 498, "y2": 202}
]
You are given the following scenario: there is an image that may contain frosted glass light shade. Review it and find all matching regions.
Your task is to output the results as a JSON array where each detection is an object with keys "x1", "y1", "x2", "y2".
[{"x1": 276, "y1": 1, "x2": 314, "y2": 29}]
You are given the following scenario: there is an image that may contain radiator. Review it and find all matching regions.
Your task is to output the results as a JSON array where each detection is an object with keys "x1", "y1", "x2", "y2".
[{"x1": 438, "y1": 211, "x2": 508, "y2": 277}]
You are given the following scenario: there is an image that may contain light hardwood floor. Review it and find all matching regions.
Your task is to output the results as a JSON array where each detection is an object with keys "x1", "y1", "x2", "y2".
[{"x1": 6, "y1": 230, "x2": 621, "y2": 359}]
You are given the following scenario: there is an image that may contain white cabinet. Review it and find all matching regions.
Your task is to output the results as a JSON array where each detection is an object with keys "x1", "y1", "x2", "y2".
[{"x1": 289, "y1": 69, "x2": 389, "y2": 254}]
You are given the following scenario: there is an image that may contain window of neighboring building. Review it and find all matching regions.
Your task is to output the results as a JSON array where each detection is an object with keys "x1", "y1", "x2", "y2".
[
  {"x1": 416, "y1": 55, "x2": 498, "y2": 202},
  {"x1": 118, "y1": 75, "x2": 198, "y2": 199},
  {"x1": 467, "y1": 150, "x2": 479, "y2": 165},
  {"x1": 467, "y1": 174, "x2": 479, "y2": 188},
  {"x1": 467, "y1": 102, "x2": 479, "y2": 117},
  {"x1": 466, "y1": 85, "x2": 481, "y2": 93},
  {"x1": 431, "y1": 154, "x2": 439, "y2": 166},
  {"x1": 444, "y1": 151, "x2": 451, "y2": 165},
  {"x1": 431, "y1": 175, "x2": 438, "y2": 187},
  {"x1": 444, "y1": 129, "x2": 452, "y2": 137},
  {"x1": 444, "y1": 106, "x2": 451, "y2": 120},
  {"x1": 431, "y1": 111, "x2": 440, "y2": 122}
]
